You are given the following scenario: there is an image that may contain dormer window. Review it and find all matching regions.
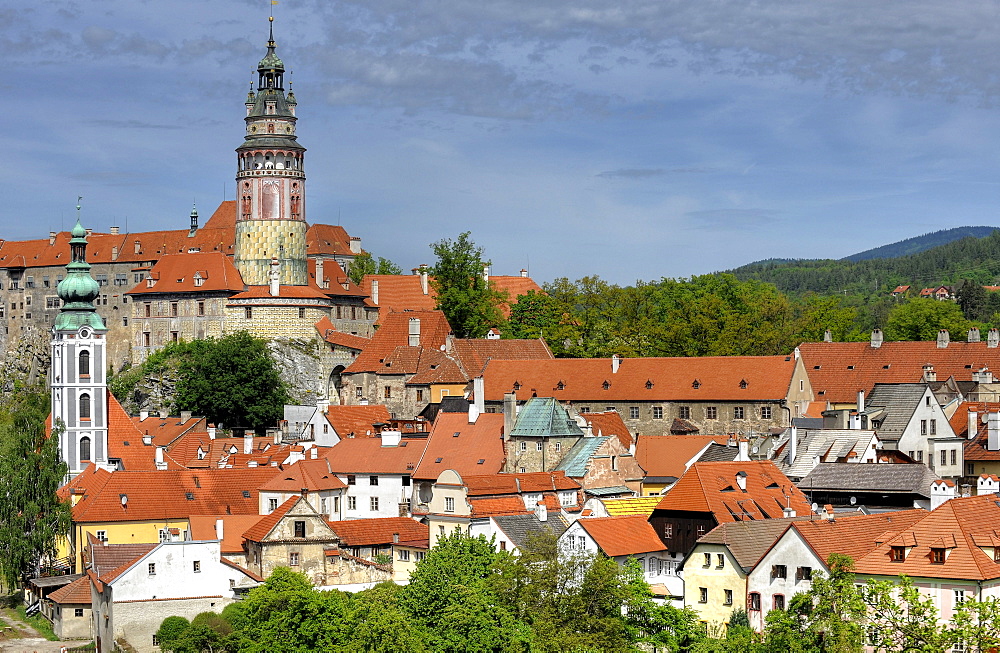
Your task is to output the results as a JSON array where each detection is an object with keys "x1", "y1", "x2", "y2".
[
  {"x1": 931, "y1": 548, "x2": 946, "y2": 564},
  {"x1": 692, "y1": 380, "x2": 701, "y2": 389},
  {"x1": 890, "y1": 546, "x2": 906, "y2": 562},
  {"x1": 513, "y1": 381, "x2": 521, "y2": 391},
  {"x1": 556, "y1": 381, "x2": 565, "y2": 391},
  {"x1": 646, "y1": 380, "x2": 654, "y2": 390},
  {"x1": 739, "y1": 379, "x2": 748, "y2": 389},
  {"x1": 602, "y1": 381, "x2": 610, "y2": 390}
]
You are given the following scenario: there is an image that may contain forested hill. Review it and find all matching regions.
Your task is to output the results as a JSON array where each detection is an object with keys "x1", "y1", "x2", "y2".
[
  {"x1": 727, "y1": 229, "x2": 1000, "y2": 295},
  {"x1": 842, "y1": 226, "x2": 999, "y2": 262}
]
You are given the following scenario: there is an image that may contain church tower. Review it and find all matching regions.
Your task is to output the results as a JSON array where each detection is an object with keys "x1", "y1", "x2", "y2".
[
  {"x1": 234, "y1": 17, "x2": 308, "y2": 286},
  {"x1": 51, "y1": 213, "x2": 110, "y2": 476}
]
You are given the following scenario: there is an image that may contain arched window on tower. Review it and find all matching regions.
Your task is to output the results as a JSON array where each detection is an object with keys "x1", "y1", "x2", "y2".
[
  {"x1": 79, "y1": 350, "x2": 90, "y2": 377},
  {"x1": 80, "y1": 436, "x2": 91, "y2": 462},
  {"x1": 80, "y1": 393, "x2": 91, "y2": 420}
]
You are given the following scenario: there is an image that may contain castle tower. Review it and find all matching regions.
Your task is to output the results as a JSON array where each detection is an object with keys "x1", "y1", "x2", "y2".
[
  {"x1": 234, "y1": 17, "x2": 308, "y2": 286},
  {"x1": 51, "y1": 213, "x2": 110, "y2": 476}
]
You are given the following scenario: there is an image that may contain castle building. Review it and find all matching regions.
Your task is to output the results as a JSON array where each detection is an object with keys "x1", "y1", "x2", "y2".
[{"x1": 50, "y1": 215, "x2": 111, "y2": 476}]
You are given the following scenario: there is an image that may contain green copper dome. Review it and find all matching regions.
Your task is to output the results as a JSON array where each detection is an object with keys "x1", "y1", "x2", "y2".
[
  {"x1": 54, "y1": 217, "x2": 106, "y2": 332},
  {"x1": 259, "y1": 49, "x2": 284, "y2": 71}
]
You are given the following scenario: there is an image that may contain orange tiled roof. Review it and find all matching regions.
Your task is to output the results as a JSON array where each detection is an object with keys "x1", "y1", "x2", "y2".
[
  {"x1": 306, "y1": 224, "x2": 357, "y2": 258},
  {"x1": 88, "y1": 540, "x2": 158, "y2": 582},
  {"x1": 257, "y1": 458, "x2": 347, "y2": 492},
  {"x1": 343, "y1": 310, "x2": 452, "y2": 374},
  {"x1": 405, "y1": 347, "x2": 467, "y2": 385},
  {"x1": 655, "y1": 460, "x2": 811, "y2": 522},
  {"x1": 480, "y1": 355, "x2": 799, "y2": 402},
  {"x1": 448, "y1": 338, "x2": 553, "y2": 378},
  {"x1": 635, "y1": 435, "x2": 729, "y2": 479},
  {"x1": 203, "y1": 201, "x2": 236, "y2": 229},
  {"x1": 360, "y1": 274, "x2": 542, "y2": 320},
  {"x1": 325, "y1": 405, "x2": 392, "y2": 438},
  {"x1": 790, "y1": 510, "x2": 927, "y2": 563},
  {"x1": 582, "y1": 411, "x2": 634, "y2": 448},
  {"x1": 322, "y1": 437, "x2": 426, "y2": 475},
  {"x1": 228, "y1": 285, "x2": 331, "y2": 301},
  {"x1": 326, "y1": 516, "x2": 428, "y2": 547},
  {"x1": 48, "y1": 576, "x2": 92, "y2": 605},
  {"x1": 469, "y1": 496, "x2": 531, "y2": 517},
  {"x1": 578, "y1": 515, "x2": 666, "y2": 557},
  {"x1": 105, "y1": 393, "x2": 173, "y2": 471},
  {"x1": 242, "y1": 495, "x2": 299, "y2": 542},
  {"x1": 188, "y1": 514, "x2": 263, "y2": 554},
  {"x1": 797, "y1": 340, "x2": 1000, "y2": 404},
  {"x1": 315, "y1": 316, "x2": 371, "y2": 350},
  {"x1": 307, "y1": 259, "x2": 367, "y2": 298},
  {"x1": 125, "y1": 252, "x2": 244, "y2": 296},
  {"x1": 131, "y1": 414, "x2": 210, "y2": 449},
  {"x1": 462, "y1": 471, "x2": 580, "y2": 496},
  {"x1": 412, "y1": 412, "x2": 506, "y2": 480},
  {"x1": 951, "y1": 402, "x2": 1000, "y2": 461},
  {"x1": 69, "y1": 468, "x2": 280, "y2": 523}
]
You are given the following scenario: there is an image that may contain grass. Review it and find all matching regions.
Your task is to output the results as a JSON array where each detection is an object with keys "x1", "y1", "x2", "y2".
[{"x1": 9, "y1": 603, "x2": 60, "y2": 641}]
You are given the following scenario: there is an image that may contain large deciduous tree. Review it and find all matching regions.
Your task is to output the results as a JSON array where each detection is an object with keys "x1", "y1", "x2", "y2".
[
  {"x1": 884, "y1": 298, "x2": 977, "y2": 342},
  {"x1": 0, "y1": 390, "x2": 72, "y2": 590},
  {"x1": 346, "y1": 252, "x2": 402, "y2": 285},
  {"x1": 430, "y1": 232, "x2": 506, "y2": 338}
]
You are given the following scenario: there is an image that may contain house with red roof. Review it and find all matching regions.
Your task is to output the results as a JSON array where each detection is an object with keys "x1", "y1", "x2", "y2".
[
  {"x1": 649, "y1": 460, "x2": 812, "y2": 557},
  {"x1": 44, "y1": 575, "x2": 93, "y2": 641},
  {"x1": 326, "y1": 516, "x2": 429, "y2": 582},
  {"x1": 480, "y1": 354, "x2": 813, "y2": 437},
  {"x1": 951, "y1": 403, "x2": 1000, "y2": 479},
  {"x1": 257, "y1": 458, "x2": 347, "y2": 520},
  {"x1": 634, "y1": 435, "x2": 732, "y2": 495}
]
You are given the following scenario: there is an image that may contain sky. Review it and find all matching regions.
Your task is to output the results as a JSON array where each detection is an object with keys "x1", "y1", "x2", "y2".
[{"x1": 7, "y1": 1, "x2": 1000, "y2": 285}]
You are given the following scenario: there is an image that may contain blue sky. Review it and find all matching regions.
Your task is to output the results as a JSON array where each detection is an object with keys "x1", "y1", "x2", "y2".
[{"x1": 8, "y1": 1, "x2": 1000, "y2": 285}]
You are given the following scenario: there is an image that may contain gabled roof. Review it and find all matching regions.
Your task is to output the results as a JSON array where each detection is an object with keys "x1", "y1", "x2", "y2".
[
  {"x1": 326, "y1": 517, "x2": 428, "y2": 547},
  {"x1": 306, "y1": 224, "x2": 357, "y2": 258},
  {"x1": 494, "y1": 513, "x2": 568, "y2": 547},
  {"x1": 468, "y1": 496, "x2": 532, "y2": 517},
  {"x1": 448, "y1": 338, "x2": 553, "y2": 378},
  {"x1": 88, "y1": 540, "x2": 157, "y2": 581},
  {"x1": 581, "y1": 411, "x2": 633, "y2": 448},
  {"x1": 322, "y1": 436, "x2": 426, "y2": 475},
  {"x1": 790, "y1": 509, "x2": 927, "y2": 566},
  {"x1": 48, "y1": 575, "x2": 93, "y2": 605},
  {"x1": 314, "y1": 316, "x2": 370, "y2": 350},
  {"x1": 555, "y1": 437, "x2": 609, "y2": 478},
  {"x1": 125, "y1": 252, "x2": 244, "y2": 296},
  {"x1": 188, "y1": 514, "x2": 263, "y2": 554},
  {"x1": 480, "y1": 355, "x2": 799, "y2": 402},
  {"x1": 412, "y1": 412, "x2": 505, "y2": 480},
  {"x1": 132, "y1": 414, "x2": 210, "y2": 449},
  {"x1": 242, "y1": 495, "x2": 299, "y2": 542},
  {"x1": 343, "y1": 310, "x2": 452, "y2": 374},
  {"x1": 696, "y1": 517, "x2": 810, "y2": 571},
  {"x1": 953, "y1": 402, "x2": 1000, "y2": 461},
  {"x1": 404, "y1": 347, "x2": 467, "y2": 385},
  {"x1": 258, "y1": 459, "x2": 347, "y2": 492},
  {"x1": 771, "y1": 429, "x2": 879, "y2": 478},
  {"x1": 325, "y1": 404, "x2": 392, "y2": 438},
  {"x1": 601, "y1": 496, "x2": 662, "y2": 516},
  {"x1": 462, "y1": 471, "x2": 580, "y2": 496},
  {"x1": 797, "y1": 463, "x2": 937, "y2": 497},
  {"x1": 360, "y1": 274, "x2": 542, "y2": 320},
  {"x1": 509, "y1": 397, "x2": 584, "y2": 437},
  {"x1": 655, "y1": 461, "x2": 812, "y2": 523},
  {"x1": 576, "y1": 515, "x2": 666, "y2": 557},
  {"x1": 797, "y1": 340, "x2": 1000, "y2": 404},
  {"x1": 106, "y1": 392, "x2": 185, "y2": 471},
  {"x1": 865, "y1": 383, "x2": 932, "y2": 441},
  {"x1": 635, "y1": 435, "x2": 729, "y2": 479},
  {"x1": 68, "y1": 468, "x2": 279, "y2": 523}
]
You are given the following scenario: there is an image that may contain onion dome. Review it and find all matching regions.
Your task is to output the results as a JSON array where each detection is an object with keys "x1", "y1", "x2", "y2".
[{"x1": 54, "y1": 217, "x2": 106, "y2": 331}]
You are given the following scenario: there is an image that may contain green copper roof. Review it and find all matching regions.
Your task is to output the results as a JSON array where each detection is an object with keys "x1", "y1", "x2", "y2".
[
  {"x1": 509, "y1": 398, "x2": 585, "y2": 438},
  {"x1": 55, "y1": 217, "x2": 106, "y2": 332},
  {"x1": 555, "y1": 436, "x2": 609, "y2": 477}
]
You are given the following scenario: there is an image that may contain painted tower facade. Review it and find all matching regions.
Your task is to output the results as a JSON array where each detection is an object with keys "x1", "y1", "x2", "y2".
[
  {"x1": 51, "y1": 217, "x2": 110, "y2": 476},
  {"x1": 234, "y1": 18, "x2": 308, "y2": 286}
]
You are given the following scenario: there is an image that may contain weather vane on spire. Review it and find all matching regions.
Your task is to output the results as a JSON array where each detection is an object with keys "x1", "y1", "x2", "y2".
[{"x1": 76, "y1": 196, "x2": 82, "y2": 215}]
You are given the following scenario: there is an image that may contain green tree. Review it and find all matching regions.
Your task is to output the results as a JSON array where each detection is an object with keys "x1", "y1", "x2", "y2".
[
  {"x1": 0, "y1": 399, "x2": 72, "y2": 589},
  {"x1": 342, "y1": 582, "x2": 428, "y2": 652},
  {"x1": 804, "y1": 553, "x2": 867, "y2": 653},
  {"x1": 154, "y1": 616, "x2": 191, "y2": 653},
  {"x1": 957, "y1": 280, "x2": 990, "y2": 322},
  {"x1": 174, "y1": 332, "x2": 289, "y2": 434},
  {"x1": 430, "y1": 232, "x2": 506, "y2": 338},
  {"x1": 950, "y1": 597, "x2": 1000, "y2": 653},
  {"x1": 884, "y1": 298, "x2": 977, "y2": 341},
  {"x1": 864, "y1": 575, "x2": 950, "y2": 652},
  {"x1": 347, "y1": 252, "x2": 402, "y2": 285}
]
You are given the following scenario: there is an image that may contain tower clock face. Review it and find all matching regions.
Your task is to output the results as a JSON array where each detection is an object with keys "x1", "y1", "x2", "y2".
[{"x1": 79, "y1": 327, "x2": 91, "y2": 339}]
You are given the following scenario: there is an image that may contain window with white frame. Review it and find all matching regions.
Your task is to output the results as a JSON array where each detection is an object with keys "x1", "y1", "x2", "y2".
[
  {"x1": 629, "y1": 406, "x2": 640, "y2": 419},
  {"x1": 445, "y1": 497, "x2": 455, "y2": 513},
  {"x1": 370, "y1": 497, "x2": 379, "y2": 511},
  {"x1": 398, "y1": 549, "x2": 410, "y2": 562},
  {"x1": 268, "y1": 498, "x2": 278, "y2": 513},
  {"x1": 348, "y1": 496, "x2": 357, "y2": 510}
]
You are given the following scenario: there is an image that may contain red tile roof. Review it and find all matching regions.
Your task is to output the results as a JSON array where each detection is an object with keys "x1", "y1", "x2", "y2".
[
  {"x1": 344, "y1": 310, "x2": 452, "y2": 374},
  {"x1": 257, "y1": 459, "x2": 347, "y2": 492},
  {"x1": 242, "y1": 495, "x2": 299, "y2": 542},
  {"x1": 405, "y1": 348, "x2": 467, "y2": 385},
  {"x1": 480, "y1": 355, "x2": 799, "y2": 402},
  {"x1": 322, "y1": 437, "x2": 426, "y2": 475},
  {"x1": 412, "y1": 412, "x2": 506, "y2": 480},
  {"x1": 635, "y1": 435, "x2": 730, "y2": 479},
  {"x1": 655, "y1": 461, "x2": 812, "y2": 522},
  {"x1": 462, "y1": 471, "x2": 580, "y2": 496},
  {"x1": 951, "y1": 402, "x2": 1000, "y2": 461},
  {"x1": 132, "y1": 414, "x2": 210, "y2": 449},
  {"x1": 326, "y1": 517, "x2": 428, "y2": 547},
  {"x1": 48, "y1": 576, "x2": 92, "y2": 605},
  {"x1": 582, "y1": 411, "x2": 634, "y2": 448},
  {"x1": 578, "y1": 515, "x2": 667, "y2": 557},
  {"x1": 106, "y1": 393, "x2": 176, "y2": 471},
  {"x1": 790, "y1": 510, "x2": 927, "y2": 563},
  {"x1": 325, "y1": 405, "x2": 392, "y2": 438},
  {"x1": 188, "y1": 514, "x2": 262, "y2": 554},
  {"x1": 360, "y1": 274, "x2": 542, "y2": 320},
  {"x1": 88, "y1": 540, "x2": 157, "y2": 582},
  {"x1": 306, "y1": 224, "x2": 357, "y2": 258},
  {"x1": 447, "y1": 338, "x2": 553, "y2": 378},
  {"x1": 315, "y1": 316, "x2": 371, "y2": 350},
  {"x1": 797, "y1": 340, "x2": 1000, "y2": 404},
  {"x1": 125, "y1": 252, "x2": 244, "y2": 296},
  {"x1": 469, "y1": 496, "x2": 531, "y2": 517},
  {"x1": 203, "y1": 201, "x2": 236, "y2": 229},
  {"x1": 68, "y1": 468, "x2": 280, "y2": 523}
]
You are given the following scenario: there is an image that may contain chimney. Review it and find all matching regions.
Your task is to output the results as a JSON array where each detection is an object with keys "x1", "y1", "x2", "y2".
[
  {"x1": 990, "y1": 329, "x2": 1000, "y2": 348},
  {"x1": 317, "y1": 398, "x2": 329, "y2": 414},
  {"x1": 611, "y1": 355, "x2": 620, "y2": 374},
  {"x1": 735, "y1": 471, "x2": 747, "y2": 492},
  {"x1": 930, "y1": 480, "x2": 957, "y2": 510},
  {"x1": 823, "y1": 329, "x2": 833, "y2": 343},
  {"x1": 408, "y1": 318, "x2": 421, "y2": 346},
  {"x1": 468, "y1": 401, "x2": 480, "y2": 424},
  {"x1": 215, "y1": 518, "x2": 224, "y2": 541},
  {"x1": 535, "y1": 500, "x2": 547, "y2": 522},
  {"x1": 244, "y1": 432, "x2": 253, "y2": 455},
  {"x1": 269, "y1": 256, "x2": 280, "y2": 296},
  {"x1": 520, "y1": 269, "x2": 528, "y2": 278},
  {"x1": 380, "y1": 430, "x2": 402, "y2": 447},
  {"x1": 482, "y1": 263, "x2": 489, "y2": 283},
  {"x1": 737, "y1": 438, "x2": 749, "y2": 461},
  {"x1": 821, "y1": 504, "x2": 835, "y2": 521},
  {"x1": 870, "y1": 329, "x2": 883, "y2": 348},
  {"x1": 937, "y1": 330, "x2": 950, "y2": 348},
  {"x1": 208, "y1": 424, "x2": 216, "y2": 439},
  {"x1": 989, "y1": 412, "x2": 1000, "y2": 451},
  {"x1": 969, "y1": 410, "x2": 978, "y2": 440},
  {"x1": 969, "y1": 327, "x2": 981, "y2": 343},
  {"x1": 49, "y1": 231, "x2": 56, "y2": 245},
  {"x1": 857, "y1": 390, "x2": 865, "y2": 414},
  {"x1": 923, "y1": 364, "x2": 937, "y2": 383},
  {"x1": 155, "y1": 447, "x2": 166, "y2": 470},
  {"x1": 371, "y1": 279, "x2": 379, "y2": 305},
  {"x1": 310, "y1": 446, "x2": 317, "y2": 459},
  {"x1": 140, "y1": 410, "x2": 149, "y2": 421},
  {"x1": 85, "y1": 228, "x2": 92, "y2": 237},
  {"x1": 180, "y1": 410, "x2": 192, "y2": 422},
  {"x1": 503, "y1": 392, "x2": 516, "y2": 438},
  {"x1": 782, "y1": 505, "x2": 796, "y2": 518},
  {"x1": 473, "y1": 377, "x2": 485, "y2": 416},
  {"x1": 315, "y1": 259, "x2": 326, "y2": 288},
  {"x1": 789, "y1": 426, "x2": 797, "y2": 464},
  {"x1": 349, "y1": 236, "x2": 362, "y2": 255},
  {"x1": 419, "y1": 264, "x2": 429, "y2": 295},
  {"x1": 110, "y1": 225, "x2": 120, "y2": 235},
  {"x1": 134, "y1": 240, "x2": 141, "y2": 254}
]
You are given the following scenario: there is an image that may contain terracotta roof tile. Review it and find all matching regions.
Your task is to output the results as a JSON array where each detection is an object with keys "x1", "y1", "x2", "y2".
[
  {"x1": 480, "y1": 355, "x2": 799, "y2": 402},
  {"x1": 406, "y1": 348, "x2": 467, "y2": 385},
  {"x1": 48, "y1": 576, "x2": 92, "y2": 605},
  {"x1": 326, "y1": 517, "x2": 428, "y2": 547},
  {"x1": 307, "y1": 259, "x2": 367, "y2": 298},
  {"x1": 790, "y1": 510, "x2": 927, "y2": 562},
  {"x1": 636, "y1": 435, "x2": 729, "y2": 479},
  {"x1": 578, "y1": 515, "x2": 666, "y2": 557},
  {"x1": 322, "y1": 437, "x2": 426, "y2": 475},
  {"x1": 582, "y1": 411, "x2": 634, "y2": 448},
  {"x1": 228, "y1": 285, "x2": 330, "y2": 301},
  {"x1": 306, "y1": 224, "x2": 357, "y2": 258},
  {"x1": 242, "y1": 495, "x2": 299, "y2": 542},
  {"x1": 188, "y1": 514, "x2": 262, "y2": 554},
  {"x1": 448, "y1": 338, "x2": 553, "y2": 378},
  {"x1": 462, "y1": 471, "x2": 580, "y2": 496},
  {"x1": 469, "y1": 496, "x2": 531, "y2": 517},
  {"x1": 412, "y1": 412, "x2": 506, "y2": 480},
  {"x1": 325, "y1": 405, "x2": 392, "y2": 438},
  {"x1": 89, "y1": 542, "x2": 157, "y2": 581},
  {"x1": 360, "y1": 274, "x2": 542, "y2": 320},
  {"x1": 203, "y1": 201, "x2": 236, "y2": 229},
  {"x1": 125, "y1": 252, "x2": 244, "y2": 296},
  {"x1": 257, "y1": 459, "x2": 347, "y2": 492},
  {"x1": 315, "y1": 316, "x2": 370, "y2": 350},
  {"x1": 344, "y1": 310, "x2": 452, "y2": 374},
  {"x1": 953, "y1": 402, "x2": 1000, "y2": 461}
]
